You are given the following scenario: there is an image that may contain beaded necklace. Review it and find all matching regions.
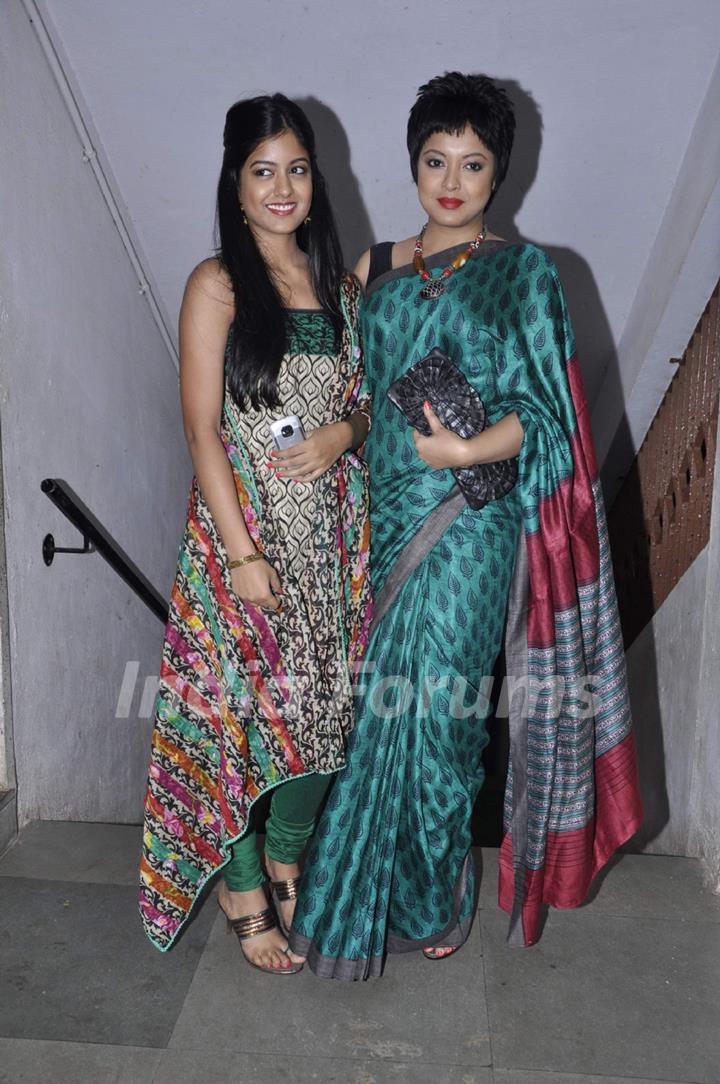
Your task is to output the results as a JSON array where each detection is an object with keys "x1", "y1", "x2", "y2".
[{"x1": 413, "y1": 222, "x2": 487, "y2": 300}]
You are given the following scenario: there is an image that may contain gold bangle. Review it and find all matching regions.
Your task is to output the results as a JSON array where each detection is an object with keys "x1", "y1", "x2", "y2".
[{"x1": 228, "y1": 551, "x2": 263, "y2": 569}]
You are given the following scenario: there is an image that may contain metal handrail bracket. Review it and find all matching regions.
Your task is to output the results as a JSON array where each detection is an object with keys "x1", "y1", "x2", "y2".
[{"x1": 41, "y1": 478, "x2": 168, "y2": 624}]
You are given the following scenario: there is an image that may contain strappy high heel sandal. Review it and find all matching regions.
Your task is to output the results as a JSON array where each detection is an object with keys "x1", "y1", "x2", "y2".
[
  {"x1": 266, "y1": 873, "x2": 302, "y2": 936},
  {"x1": 220, "y1": 900, "x2": 303, "y2": 975}
]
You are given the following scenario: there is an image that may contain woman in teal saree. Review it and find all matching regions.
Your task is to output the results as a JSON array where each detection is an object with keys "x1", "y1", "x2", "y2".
[{"x1": 288, "y1": 72, "x2": 642, "y2": 979}]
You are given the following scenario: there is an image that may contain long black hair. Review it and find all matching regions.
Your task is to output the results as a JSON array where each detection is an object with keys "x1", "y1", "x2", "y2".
[
  {"x1": 217, "y1": 94, "x2": 345, "y2": 411},
  {"x1": 407, "y1": 72, "x2": 515, "y2": 209}
]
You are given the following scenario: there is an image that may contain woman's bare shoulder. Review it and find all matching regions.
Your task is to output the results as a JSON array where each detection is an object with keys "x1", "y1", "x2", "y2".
[{"x1": 185, "y1": 257, "x2": 234, "y2": 306}]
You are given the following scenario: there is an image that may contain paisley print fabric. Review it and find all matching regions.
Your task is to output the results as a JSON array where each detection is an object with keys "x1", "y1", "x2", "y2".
[
  {"x1": 289, "y1": 242, "x2": 642, "y2": 978},
  {"x1": 139, "y1": 277, "x2": 372, "y2": 951}
]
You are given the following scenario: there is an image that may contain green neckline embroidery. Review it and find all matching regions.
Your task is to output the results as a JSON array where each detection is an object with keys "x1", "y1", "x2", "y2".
[{"x1": 286, "y1": 309, "x2": 336, "y2": 355}]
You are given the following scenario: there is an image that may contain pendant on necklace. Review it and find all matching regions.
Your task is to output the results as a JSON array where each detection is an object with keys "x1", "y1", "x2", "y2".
[
  {"x1": 418, "y1": 278, "x2": 446, "y2": 301},
  {"x1": 414, "y1": 221, "x2": 487, "y2": 302}
]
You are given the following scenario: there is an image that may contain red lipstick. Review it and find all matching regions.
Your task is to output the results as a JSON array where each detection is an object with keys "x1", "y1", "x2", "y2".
[{"x1": 438, "y1": 198, "x2": 464, "y2": 209}]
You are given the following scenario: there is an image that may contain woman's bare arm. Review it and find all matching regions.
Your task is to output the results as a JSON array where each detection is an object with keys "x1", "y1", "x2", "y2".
[
  {"x1": 180, "y1": 260, "x2": 283, "y2": 609},
  {"x1": 459, "y1": 412, "x2": 524, "y2": 465},
  {"x1": 179, "y1": 260, "x2": 255, "y2": 558},
  {"x1": 413, "y1": 404, "x2": 524, "y2": 470}
]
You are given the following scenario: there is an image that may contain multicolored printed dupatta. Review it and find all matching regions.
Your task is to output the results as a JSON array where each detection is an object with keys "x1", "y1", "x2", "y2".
[
  {"x1": 139, "y1": 276, "x2": 372, "y2": 951},
  {"x1": 498, "y1": 255, "x2": 643, "y2": 946}
]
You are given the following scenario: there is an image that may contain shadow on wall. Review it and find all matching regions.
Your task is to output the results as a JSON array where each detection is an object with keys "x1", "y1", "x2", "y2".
[
  {"x1": 296, "y1": 96, "x2": 376, "y2": 268},
  {"x1": 604, "y1": 401, "x2": 670, "y2": 853},
  {"x1": 492, "y1": 79, "x2": 618, "y2": 410},
  {"x1": 479, "y1": 80, "x2": 665, "y2": 850}
]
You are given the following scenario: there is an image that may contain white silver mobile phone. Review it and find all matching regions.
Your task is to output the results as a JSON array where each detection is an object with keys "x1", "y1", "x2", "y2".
[{"x1": 269, "y1": 414, "x2": 305, "y2": 450}]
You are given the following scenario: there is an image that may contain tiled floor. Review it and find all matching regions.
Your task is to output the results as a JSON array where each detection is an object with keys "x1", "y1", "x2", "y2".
[{"x1": 1, "y1": 823, "x2": 719, "y2": 1084}]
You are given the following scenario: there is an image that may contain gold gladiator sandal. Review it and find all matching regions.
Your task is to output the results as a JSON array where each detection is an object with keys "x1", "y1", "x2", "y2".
[{"x1": 220, "y1": 901, "x2": 303, "y2": 975}]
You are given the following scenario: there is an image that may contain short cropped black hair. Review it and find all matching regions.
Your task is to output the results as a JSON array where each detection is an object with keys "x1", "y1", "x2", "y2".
[{"x1": 407, "y1": 72, "x2": 515, "y2": 194}]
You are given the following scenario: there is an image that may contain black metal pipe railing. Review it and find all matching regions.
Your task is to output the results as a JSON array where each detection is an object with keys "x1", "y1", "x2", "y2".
[{"x1": 41, "y1": 478, "x2": 168, "y2": 624}]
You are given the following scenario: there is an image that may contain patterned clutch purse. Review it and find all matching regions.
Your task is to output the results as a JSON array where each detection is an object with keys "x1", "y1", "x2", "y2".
[{"x1": 386, "y1": 347, "x2": 518, "y2": 511}]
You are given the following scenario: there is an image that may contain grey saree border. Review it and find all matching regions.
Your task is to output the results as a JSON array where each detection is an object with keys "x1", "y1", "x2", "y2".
[
  {"x1": 371, "y1": 487, "x2": 466, "y2": 628},
  {"x1": 386, "y1": 849, "x2": 474, "y2": 953},
  {"x1": 287, "y1": 852, "x2": 475, "y2": 980},
  {"x1": 503, "y1": 531, "x2": 530, "y2": 946},
  {"x1": 287, "y1": 466, "x2": 480, "y2": 978},
  {"x1": 364, "y1": 239, "x2": 510, "y2": 300},
  {"x1": 287, "y1": 930, "x2": 385, "y2": 981}
]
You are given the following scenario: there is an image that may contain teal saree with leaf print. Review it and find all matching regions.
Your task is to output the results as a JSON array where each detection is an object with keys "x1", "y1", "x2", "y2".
[{"x1": 288, "y1": 241, "x2": 642, "y2": 979}]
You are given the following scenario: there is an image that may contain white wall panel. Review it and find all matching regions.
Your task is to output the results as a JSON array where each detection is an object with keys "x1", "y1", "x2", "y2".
[
  {"x1": 0, "y1": 1, "x2": 190, "y2": 825},
  {"x1": 41, "y1": 0, "x2": 720, "y2": 411}
]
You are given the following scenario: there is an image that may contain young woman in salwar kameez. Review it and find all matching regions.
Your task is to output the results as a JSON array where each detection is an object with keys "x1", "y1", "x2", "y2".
[
  {"x1": 288, "y1": 72, "x2": 642, "y2": 979},
  {"x1": 138, "y1": 95, "x2": 372, "y2": 973}
]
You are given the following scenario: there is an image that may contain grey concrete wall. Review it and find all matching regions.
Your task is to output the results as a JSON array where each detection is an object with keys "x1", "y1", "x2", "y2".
[
  {"x1": 595, "y1": 58, "x2": 720, "y2": 503},
  {"x1": 688, "y1": 411, "x2": 720, "y2": 891},
  {"x1": 626, "y1": 410, "x2": 720, "y2": 883},
  {"x1": 0, "y1": 2, "x2": 190, "y2": 826},
  {"x1": 0, "y1": 414, "x2": 13, "y2": 792},
  {"x1": 0, "y1": 409, "x2": 18, "y2": 853},
  {"x1": 626, "y1": 550, "x2": 708, "y2": 857}
]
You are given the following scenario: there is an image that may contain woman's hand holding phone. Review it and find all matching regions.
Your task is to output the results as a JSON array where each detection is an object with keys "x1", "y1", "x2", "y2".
[{"x1": 270, "y1": 421, "x2": 353, "y2": 482}]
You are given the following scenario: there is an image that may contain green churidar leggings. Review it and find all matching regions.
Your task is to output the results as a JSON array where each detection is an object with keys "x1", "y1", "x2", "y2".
[{"x1": 222, "y1": 771, "x2": 332, "y2": 892}]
